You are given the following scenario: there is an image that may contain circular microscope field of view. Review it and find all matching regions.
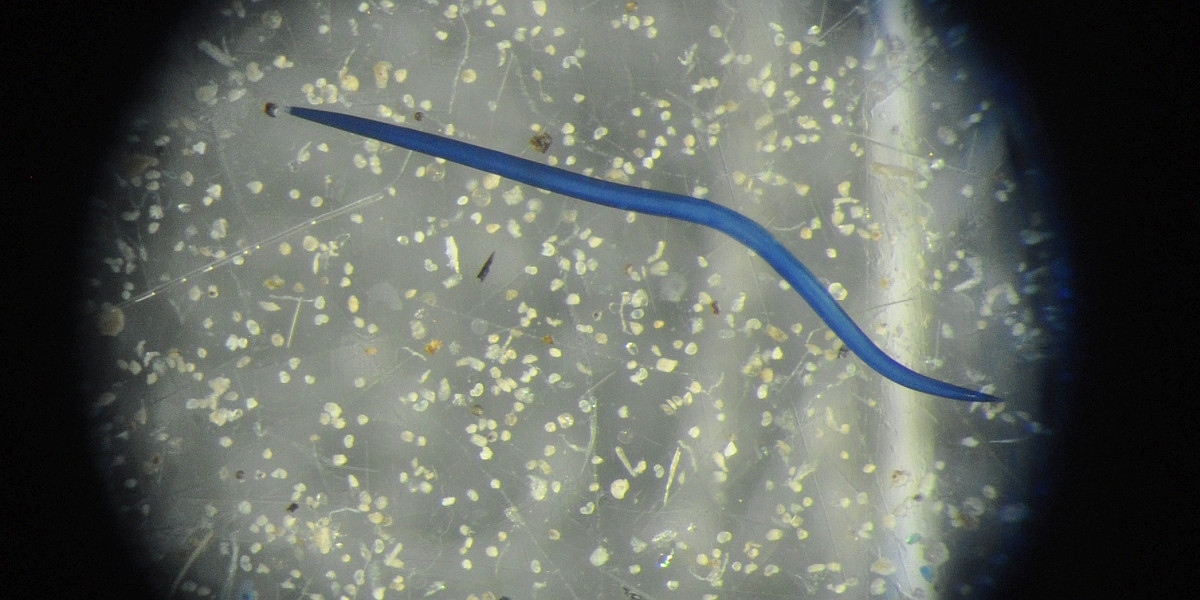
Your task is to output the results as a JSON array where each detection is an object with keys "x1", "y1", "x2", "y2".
[{"x1": 80, "y1": 1, "x2": 1070, "y2": 599}]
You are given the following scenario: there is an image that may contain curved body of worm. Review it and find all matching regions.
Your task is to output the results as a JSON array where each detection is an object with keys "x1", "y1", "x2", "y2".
[{"x1": 268, "y1": 103, "x2": 999, "y2": 403}]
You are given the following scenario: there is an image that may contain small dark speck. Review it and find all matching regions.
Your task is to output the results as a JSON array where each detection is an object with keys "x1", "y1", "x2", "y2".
[
  {"x1": 837, "y1": 345, "x2": 849, "y2": 358},
  {"x1": 264, "y1": 102, "x2": 279, "y2": 117},
  {"x1": 476, "y1": 251, "x2": 496, "y2": 281},
  {"x1": 413, "y1": 111, "x2": 424, "y2": 121},
  {"x1": 285, "y1": 502, "x2": 299, "y2": 513}
]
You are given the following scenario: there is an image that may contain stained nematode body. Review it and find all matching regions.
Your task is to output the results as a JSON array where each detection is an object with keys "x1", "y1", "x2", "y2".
[{"x1": 268, "y1": 103, "x2": 998, "y2": 403}]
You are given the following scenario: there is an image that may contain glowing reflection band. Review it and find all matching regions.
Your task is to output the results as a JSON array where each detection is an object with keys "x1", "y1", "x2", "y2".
[{"x1": 269, "y1": 103, "x2": 998, "y2": 403}]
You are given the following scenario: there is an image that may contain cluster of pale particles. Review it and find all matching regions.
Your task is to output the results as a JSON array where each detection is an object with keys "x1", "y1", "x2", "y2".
[{"x1": 89, "y1": 4, "x2": 1042, "y2": 598}]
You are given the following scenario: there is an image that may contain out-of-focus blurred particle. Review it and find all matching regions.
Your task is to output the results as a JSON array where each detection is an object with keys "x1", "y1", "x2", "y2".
[
  {"x1": 869, "y1": 558, "x2": 896, "y2": 576},
  {"x1": 97, "y1": 303, "x2": 125, "y2": 336},
  {"x1": 261, "y1": 10, "x2": 282, "y2": 29},
  {"x1": 374, "y1": 61, "x2": 392, "y2": 89}
]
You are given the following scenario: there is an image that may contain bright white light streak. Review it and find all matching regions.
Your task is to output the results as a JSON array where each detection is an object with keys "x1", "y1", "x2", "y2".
[
  {"x1": 663, "y1": 445, "x2": 681, "y2": 505},
  {"x1": 445, "y1": 236, "x2": 460, "y2": 273}
]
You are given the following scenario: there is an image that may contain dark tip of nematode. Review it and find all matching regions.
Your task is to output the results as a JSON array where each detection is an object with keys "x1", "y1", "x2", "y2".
[{"x1": 264, "y1": 102, "x2": 279, "y2": 117}]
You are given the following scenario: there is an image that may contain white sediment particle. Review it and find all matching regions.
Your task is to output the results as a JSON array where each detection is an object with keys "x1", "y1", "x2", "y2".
[
  {"x1": 827, "y1": 282, "x2": 848, "y2": 300},
  {"x1": 195, "y1": 83, "x2": 218, "y2": 104},
  {"x1": 197, "y1": 40, "x2": 235, "y2": 66},
  {"x1": 610, "y1": 478, "x2": 629, "y2": 500},
  {"x1": 614, "y1": 446, "x2": 645, "y2": 476},
  {"x1": 528, "y1": 476, "x2": 548, "y2": 500},
  {"x1": 655, "y1": 357, "x2": 678, "y2": 372},
  {"x1": 445, "y1": 236, "x2": 460, "y2": 273}
]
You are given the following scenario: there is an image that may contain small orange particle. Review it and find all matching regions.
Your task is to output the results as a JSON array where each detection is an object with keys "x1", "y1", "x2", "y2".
[
  {"x1": 542, "y1": 334, "x2": 554, "y2": 344},
  {"x1": 364, "y1": 346, "x2": 378, "y2": 355},
  {"x1": 424, "y1": 339, "x2": 443, "y2": 354}
]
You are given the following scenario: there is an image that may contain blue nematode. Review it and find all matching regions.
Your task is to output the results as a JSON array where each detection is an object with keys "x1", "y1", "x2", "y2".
[{"x1": 267, "y1": 103, "x2": 998, "y2": 403}]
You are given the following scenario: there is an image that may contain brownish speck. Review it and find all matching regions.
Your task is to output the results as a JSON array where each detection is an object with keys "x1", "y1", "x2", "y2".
[
  {"x1": 97, "y1": 303, "x2": 126, "y2": 336},
  {"x1": 529, "y1": 131, "x2": 553, "y2": 153}
]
